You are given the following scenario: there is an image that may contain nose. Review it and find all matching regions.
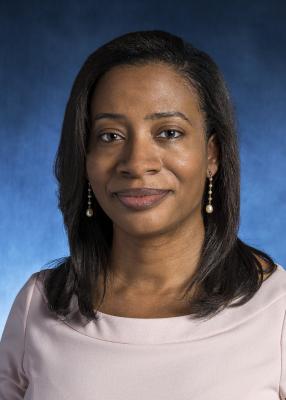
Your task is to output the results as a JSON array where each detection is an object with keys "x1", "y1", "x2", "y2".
[{"x1": 115, "y1": 133, "x2": 162, "y2": 177}]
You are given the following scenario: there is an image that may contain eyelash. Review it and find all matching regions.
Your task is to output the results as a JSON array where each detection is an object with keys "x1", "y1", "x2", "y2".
[{"x1": 97, "y1": 129, "x2": 183, "y2": 143}]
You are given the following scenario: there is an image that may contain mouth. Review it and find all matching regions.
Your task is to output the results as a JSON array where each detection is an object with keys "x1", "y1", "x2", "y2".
[
  {"x1": 114, "y1": 188, "x2": 170, "y2": 196},
  {"x1": 115, "y1": 191, "x2": 171, "y2": 211}
]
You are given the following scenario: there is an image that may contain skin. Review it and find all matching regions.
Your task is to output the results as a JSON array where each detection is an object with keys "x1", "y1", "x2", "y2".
[{"x1": 86, "y1": 62, "x2": 219, "y2": 317}]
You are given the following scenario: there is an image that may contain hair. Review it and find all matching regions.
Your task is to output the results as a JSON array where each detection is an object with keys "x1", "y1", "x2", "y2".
[{"x1": 41, "y1": 29, "x2": 277, "y2": 322}]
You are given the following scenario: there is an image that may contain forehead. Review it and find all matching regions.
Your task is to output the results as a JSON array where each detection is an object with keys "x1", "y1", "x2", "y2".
[{"x1": 90, "y1": 63, "x2": 202, "y2": 118}]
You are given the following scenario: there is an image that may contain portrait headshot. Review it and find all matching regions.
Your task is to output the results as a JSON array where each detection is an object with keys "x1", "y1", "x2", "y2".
[{"x1": 0, "y1": 1, "x2": 286, "y2": 399}]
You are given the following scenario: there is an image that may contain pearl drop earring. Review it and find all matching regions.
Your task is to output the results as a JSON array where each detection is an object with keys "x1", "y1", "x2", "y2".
[
  {"x1": 206, "y1": 171, "x2": 214, "y2": 214},
  {"x1": 86, "y1": 181, "x2": 94, "y2": 217}
]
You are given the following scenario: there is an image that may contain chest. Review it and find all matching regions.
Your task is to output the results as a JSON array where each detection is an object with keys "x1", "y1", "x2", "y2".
[
  {"x1": 96, "y1": 286, "x2": 192, "y2": 318},
  {"x1": 25, "y1": 318, "x2": 282, "y2": 400}
]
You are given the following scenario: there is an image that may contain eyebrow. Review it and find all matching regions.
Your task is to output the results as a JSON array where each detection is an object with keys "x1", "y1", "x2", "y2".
[{"x1": 92, "y1": 111, "x2": 193, "y2": 126}]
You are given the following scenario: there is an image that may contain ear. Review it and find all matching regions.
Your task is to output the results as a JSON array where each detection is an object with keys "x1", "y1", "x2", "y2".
[{"x1": 206, "y1": 134, "x2": 219, "y2": 177}]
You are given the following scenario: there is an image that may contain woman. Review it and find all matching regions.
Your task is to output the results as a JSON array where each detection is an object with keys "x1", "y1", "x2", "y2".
[{"x1": 0, "y1": 30, "x2": 285, "y2": 400}]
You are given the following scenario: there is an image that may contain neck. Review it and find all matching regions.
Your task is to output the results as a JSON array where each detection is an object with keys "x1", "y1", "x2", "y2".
[{"x1": 107, "y1": 212, "x2": 205, "y2": 297}]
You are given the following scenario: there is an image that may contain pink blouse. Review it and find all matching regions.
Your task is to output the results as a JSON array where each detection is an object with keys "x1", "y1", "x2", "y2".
[{"x1": 0, "y1": 264, "x2": 286, "y2": 399}]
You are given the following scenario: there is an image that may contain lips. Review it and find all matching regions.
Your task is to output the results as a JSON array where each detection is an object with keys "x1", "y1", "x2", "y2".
[
  {"x1": 115, "y1": 191, "x2": 171, "y2": 210},
  {"x1": 114, "y1": 188, "x2": 169, "y2": 196}
]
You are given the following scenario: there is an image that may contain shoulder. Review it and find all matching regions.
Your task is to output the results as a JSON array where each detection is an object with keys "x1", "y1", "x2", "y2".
[
  {"x1": 1, "y1": 272, "x2": 39, "y2": 338},
  {"x1": 12, "y1": 268, "x2": 54, "y2": 308},
  {"x1": 254, "y1": 255, "x2": 284, "y2": 281},
  {"x1": 241, "y1": 255, "x2": 286, "y2": 306},
  {"x1": 13, "y1": 271, "x2": 39, "y2": 304},
  {"x1": 259, "y1": 262, "x2": 286, "y2": 300}
]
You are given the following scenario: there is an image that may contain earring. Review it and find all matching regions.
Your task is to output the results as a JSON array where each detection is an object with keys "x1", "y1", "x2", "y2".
[
  {"x1": 86, "y1": 181, "x2": 94, "y2": 217},
  {"x1": 206, "y1": 171, "x2": 214, "y2": 214}
]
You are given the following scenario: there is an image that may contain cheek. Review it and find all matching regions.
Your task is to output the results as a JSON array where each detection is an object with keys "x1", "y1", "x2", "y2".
[
  {"x1": 86, "y1": 151, "x2": 108, "y2": 175},
  {"x1": 170, "y1": 147, "x2": 207, "y2": 203},
  {"x1": 173, "y1": 146, "x2": 206, "y2": 180},
  {"x1": 85, "y1": 156, "x2": 108, "y2": 196}
]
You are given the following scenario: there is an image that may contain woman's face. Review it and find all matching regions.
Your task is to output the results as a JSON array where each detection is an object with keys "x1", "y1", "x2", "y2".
[{"x1": 86, "y1": 62, "x2": 218, "y2": 236}]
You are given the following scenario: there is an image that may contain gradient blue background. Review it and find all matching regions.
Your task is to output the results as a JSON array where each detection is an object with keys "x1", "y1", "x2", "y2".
[{"x1": 1, "y1": 0, "x2": 286, "y2": 335}]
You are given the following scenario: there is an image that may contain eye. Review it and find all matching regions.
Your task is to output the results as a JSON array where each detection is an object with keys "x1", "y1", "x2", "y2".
[
  {"x1": 97, "y1": 129, "x2": 183, "y2": 143},
  {"x1": 97, "y1": 132, "x2": 123, "y2": 143},
  {"x1": 158, "y1": 129, "x2": 183, "y2": 140}
]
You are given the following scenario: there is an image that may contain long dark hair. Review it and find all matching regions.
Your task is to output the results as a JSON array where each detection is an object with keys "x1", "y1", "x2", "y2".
[{"x1": 41, "y1": 30, "x2": 277, "y2": 322}]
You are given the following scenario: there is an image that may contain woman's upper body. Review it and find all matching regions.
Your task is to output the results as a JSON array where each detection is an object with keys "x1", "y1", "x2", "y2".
[
  {"x1": 0, "y1": 263, "x2": 286, "y2": 400},
  {"x1": 1, "y1": 29, "x2": 283, "y2": 400},
  {"x1": 38, "y1": 28, "x2": 279, "y2": 334}
]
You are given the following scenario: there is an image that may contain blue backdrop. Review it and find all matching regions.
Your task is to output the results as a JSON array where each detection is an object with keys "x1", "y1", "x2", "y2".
[{"x1": 1, "y1": 0, "x2": 285, "y2": 335}]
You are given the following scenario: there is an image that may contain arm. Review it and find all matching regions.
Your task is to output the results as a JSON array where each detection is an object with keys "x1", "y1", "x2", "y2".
[
  {"x1": 280, "y1": 308, "x2": 286, "y2": 400},
  {"x1": 0, "y1": 273, "x2": 37, "y2": 399}
]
